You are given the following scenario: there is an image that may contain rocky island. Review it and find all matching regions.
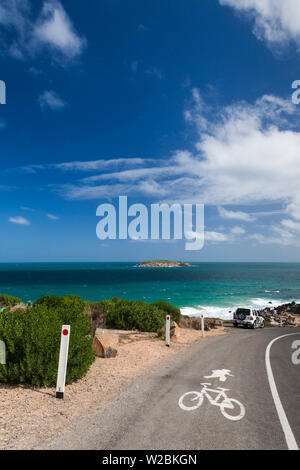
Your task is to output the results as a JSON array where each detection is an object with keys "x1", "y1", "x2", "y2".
[{"x1": 135, "y1": 260, "x2": 192, "y2": 268}]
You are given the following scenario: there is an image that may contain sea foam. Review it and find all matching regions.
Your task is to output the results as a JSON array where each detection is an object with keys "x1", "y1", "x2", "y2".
[{"x1": 180, "y1": 297, "x2": 289, "y2": 320}]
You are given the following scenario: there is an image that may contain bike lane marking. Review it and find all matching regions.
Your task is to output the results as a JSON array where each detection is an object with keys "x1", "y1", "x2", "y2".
[
  {"x1": 265, "y1": 332, "x2": 300, "y2": 451},
  {"x1": 178, "y1": 369, "x2": 246, "y2": 422}
]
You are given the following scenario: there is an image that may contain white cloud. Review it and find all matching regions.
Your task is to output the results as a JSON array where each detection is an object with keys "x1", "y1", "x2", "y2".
[
  {"x1": 20, "y1": 206, "x2": 60, "y2": 220},
  {"x1": 231, "y1": 226, "x2": 246, "y2": 235},
  {"x1": 249, "y1": 231, "x2": 300, "y2": 247},
  {"x1": 249, "y1": 216, "x2": 300, "y2": 247},
  {"x1": 39, "y1": 90, "x2": 66, "y2": 110},
  {"x1": 9, "y1": 216, "x2": 30, "y2": 225},
  {"x1": 130, "y1": 60, "x2": 164, "y2": 80},
  {"x1": 20, "y1": 205, "x2": 35, "y2": 211},
  {"x1": 56, "y1": 158, "x2": 151, "y2": 172},
  {"x1": 82, "y1": 164, "x2": 183, "y2": 184},
  {"x1": 202, "y1": 226, "x2": 246, "y2": 244},
  {"x1": 219, "y1": 0, "x2": 300, "y2": 50},
  {"x1": 17, "y1": 157, "x2": 151, "y2": 174},
  {"x1": 33, "y1": 1, "x2": 86, "y2": 59},
  {"x1": 13, "y1": 88, "x2": 300, "y2": 250},
  {"x1": 281, "y1": 218, "x2": 300, "y2": 232},
  {"x1": 144, "y1": 67, "x2": 163, "y2": 80},
  {"x1": 0, "y1": 0, "x2": 85, "y2": 63},
  {"x1": 46, "y1": 213, "x2": 59, "y2": 220},
  {"x1": 57, "y1": 92, "x2": 300, "y2": 220},
  {"x1": 205, "y1": 231, "x2": 229, "y2": 242},
  {"x1": 218, "y1": 206, "x2": 255, "y2": 222}
]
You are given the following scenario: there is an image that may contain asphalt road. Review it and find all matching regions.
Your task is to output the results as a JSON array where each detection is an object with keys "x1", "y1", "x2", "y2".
[{"x1": 47, "y1": 327, "x2": 300, "y2": 450}]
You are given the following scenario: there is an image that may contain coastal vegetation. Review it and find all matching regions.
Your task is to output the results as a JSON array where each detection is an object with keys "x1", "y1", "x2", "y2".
[
  {"x1": 150, "y1": 300, "x2": 181, "y2": 323},
  {"x1": 0, "y1": 294, "x2": 23, "y2": 308},
  {"x1": 0, "y1": 294, "x2": 94, "y2": 386},
  {"x1": 0, "y1": 293, "x2": 181, "y2": 385},
  {"x1": 101, "y1": 297, "x2": 181, "y2": 332}
]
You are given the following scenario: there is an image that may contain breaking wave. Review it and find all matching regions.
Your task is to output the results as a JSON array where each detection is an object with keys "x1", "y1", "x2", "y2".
[{"x1": 180, "y1": 297, "x2": 294, "y2": 320}]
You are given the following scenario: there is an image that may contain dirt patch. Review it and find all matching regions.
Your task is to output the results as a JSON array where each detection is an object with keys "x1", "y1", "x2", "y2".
[{"x1": 0, "y1": 327, "x2": 227, "y2": 450}]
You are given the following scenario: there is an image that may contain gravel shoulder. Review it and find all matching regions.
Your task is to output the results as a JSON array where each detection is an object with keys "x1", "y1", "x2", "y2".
[{"x1": 0, "y1": 327, "x2": 227, "y2": 450}]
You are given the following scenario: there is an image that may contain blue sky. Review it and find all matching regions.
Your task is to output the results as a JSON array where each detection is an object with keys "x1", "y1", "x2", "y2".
[{"x1": 1, "y1": 0, "x2": 300, "y2": 262}]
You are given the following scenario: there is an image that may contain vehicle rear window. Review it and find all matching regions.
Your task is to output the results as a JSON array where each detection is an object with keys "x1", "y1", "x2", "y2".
[{"x1": 236, "y1": 308, "x2": 251, "y2": 315}]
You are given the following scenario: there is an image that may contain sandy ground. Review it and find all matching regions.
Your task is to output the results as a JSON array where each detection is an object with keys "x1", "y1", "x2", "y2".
[{"x1": 0, "y1": 327, "x2": 227, "y2": 450}]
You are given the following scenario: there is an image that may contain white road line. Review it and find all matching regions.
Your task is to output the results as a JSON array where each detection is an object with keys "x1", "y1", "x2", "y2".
[{"x1": 265, "y1": 332, "x2": 300, "y2": 451}]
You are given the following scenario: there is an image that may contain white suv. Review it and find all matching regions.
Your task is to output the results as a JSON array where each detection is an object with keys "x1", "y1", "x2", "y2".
[{"x1": 233, "y1": 308, "x2": 265, "y2": 329}]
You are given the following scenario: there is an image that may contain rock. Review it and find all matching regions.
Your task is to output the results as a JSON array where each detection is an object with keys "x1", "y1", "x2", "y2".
[
  {"x1": 92, "y1": 328, "x2": 119, "y2": 358},
  {"x1": 191, "y1": 318, "x2": 202, "y2": 330},
  {"x1": 157, "y1": 321, "x2": 181, "y2": 340},
  {"x1": 179, "y1": 315, "x2": 223, "y2": 331},
  {"x1": 287, "y1": 315, "x2": 296, "y2": 325},
  {"x1": 179, "y1": 316, "x2": 201, "y2": 330},
  {"x1": 178, "y1": 315, "x2": 193, "y2": 329},
  {"x1": 172, "y1": 322, "x2": 180, "y2": 340},
  {"x1": 259, "y1": 302, "x2": 300, "y2": 328}
]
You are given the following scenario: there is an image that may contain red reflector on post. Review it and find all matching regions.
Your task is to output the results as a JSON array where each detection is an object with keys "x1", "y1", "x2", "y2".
[{"x1": 62, "y1": 329, "x2": 68, "y2": 336}]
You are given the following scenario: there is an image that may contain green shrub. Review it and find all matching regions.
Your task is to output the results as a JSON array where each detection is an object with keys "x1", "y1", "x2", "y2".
[
  {"x1": 102, "y1": 298, "x2": 166, "y2": 332},
  {"x1": 0, "y1": 296, "x2": 94, "y2": 386},
  {"x1": 150, "y1": 300, "x2": 181, "y2": 323},
  {"x1": 34, "y1": 294, "x2": 65, "y2": 309},
  {"x1": 0, "y1": 294, "x2": 23, "y2": 307},
  {"x1": 63, "y1": 294, "x2": 85, "y2": 312},
  {"x1": 34, "y1": 294, "x2": 85, "y2": 313}
]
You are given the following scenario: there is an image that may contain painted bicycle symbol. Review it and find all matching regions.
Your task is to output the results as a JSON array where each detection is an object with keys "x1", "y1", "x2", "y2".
[{"x1": 178, "y1": 382, "x2": 245, "y2": 421}]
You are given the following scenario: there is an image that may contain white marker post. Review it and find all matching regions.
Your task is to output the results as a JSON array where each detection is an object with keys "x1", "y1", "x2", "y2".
[
  {"x1": 166, "y1": 315, "x2": 170, "y2": 347},
  {"x1": 280, "y1": 318, "x2": 283, "y2": 328},
  {"x1": 201, "y1": 314, "x2": 205, "y2": 338},
  {"x1": 56, "y1": 325, "x2": 70, "y2": 399}
]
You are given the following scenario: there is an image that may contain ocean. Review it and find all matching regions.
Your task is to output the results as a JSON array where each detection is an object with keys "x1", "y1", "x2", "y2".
[{"x1": 0, "y1": 262, "x2": 300, "y2": 319}]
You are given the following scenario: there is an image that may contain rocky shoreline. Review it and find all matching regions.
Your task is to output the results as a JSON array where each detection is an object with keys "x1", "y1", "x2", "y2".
[
  {"x1": 258, "y1": 301, "x2": 300, "y2": 327},
  {"x1": 179, "y1": 302, "x2": 300, "y2": 329}
]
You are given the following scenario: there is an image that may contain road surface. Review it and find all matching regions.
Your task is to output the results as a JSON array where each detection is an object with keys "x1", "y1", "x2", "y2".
[{"x1": 47, "y1": 327, "x2": 300, "y2": 450}]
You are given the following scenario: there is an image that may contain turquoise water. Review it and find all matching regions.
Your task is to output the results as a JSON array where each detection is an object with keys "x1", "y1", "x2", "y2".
[{"x1": 0, "y1": 262, "x2": 300, "y2": 319}]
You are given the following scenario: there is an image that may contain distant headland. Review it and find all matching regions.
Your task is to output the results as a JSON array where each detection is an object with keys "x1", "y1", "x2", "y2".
[{"x1": 135, "y1": 260, "x2": 192, "y2": 268}]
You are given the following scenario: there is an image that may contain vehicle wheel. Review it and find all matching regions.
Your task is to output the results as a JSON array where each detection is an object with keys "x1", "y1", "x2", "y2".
[
  {"x1": 221, "y1": 399, "x2": 245, "y2": 421},
  {"x1": 260, "y1": 321, "x2": 265, "y2": 328},
  {"x1": 178, "y1": 391, "x2": 203, "y2": 411},
  {"x1": 233, "y1": 323, "x2": 238, "y2": 328},
  {"x1": 251, "y1": 321, "x2": 256, "y2": 329},
  {"x1": 243, "y1": 324, "x2": 247, "y2": 328}
]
